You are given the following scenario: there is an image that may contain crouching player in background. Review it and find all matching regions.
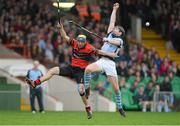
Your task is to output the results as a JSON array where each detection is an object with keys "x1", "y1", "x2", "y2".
[{"x1": 26, "y1": 20, "x2": 117, "y2": 119}]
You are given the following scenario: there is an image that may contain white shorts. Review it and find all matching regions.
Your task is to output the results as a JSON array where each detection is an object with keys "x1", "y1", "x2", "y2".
[{"x1": 95, "y1": 57, "x2": 117, "y2": 77}]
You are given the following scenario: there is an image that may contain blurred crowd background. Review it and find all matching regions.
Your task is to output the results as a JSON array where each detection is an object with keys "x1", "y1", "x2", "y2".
[{"x1": 0, "y1": 0, "x2": 180, "y2": 111}]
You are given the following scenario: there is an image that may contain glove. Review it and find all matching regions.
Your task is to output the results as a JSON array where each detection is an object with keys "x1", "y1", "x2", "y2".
[
  {"x1": 57, "y1": 21, "x2": 63, "y2": 29},
  {"x1": 103, "y1": 37, "x2": 109, "y2": 42}
]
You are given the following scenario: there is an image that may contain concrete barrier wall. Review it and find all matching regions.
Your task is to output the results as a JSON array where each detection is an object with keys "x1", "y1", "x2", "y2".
[
  {"x1": 47, "y1": 76, "x2": 116, "y2": 111},
  {"x1": 0, "y1": 59, "x2": 116, "y2": 112}
]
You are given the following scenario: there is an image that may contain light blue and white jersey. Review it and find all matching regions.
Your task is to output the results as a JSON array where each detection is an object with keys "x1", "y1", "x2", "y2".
[
  {"x1": 27, "y1": 69, "x2": 43, "y2": 81},
  {"x1": 101, "y1": 32, "x2": 124, "y2": 53},
  {"x1": 27, "y1": 69, "x2": 43, "y2": 88}
]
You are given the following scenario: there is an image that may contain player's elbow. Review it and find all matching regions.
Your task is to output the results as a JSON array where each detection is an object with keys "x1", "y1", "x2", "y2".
[{"x1": 115, "y1": 41, "x2": 121, "y2": 46}]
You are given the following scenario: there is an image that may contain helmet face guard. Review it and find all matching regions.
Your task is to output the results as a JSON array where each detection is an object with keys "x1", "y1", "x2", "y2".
[{"x1": 77, "y1": 34, "x2": 86, "y2": 43}]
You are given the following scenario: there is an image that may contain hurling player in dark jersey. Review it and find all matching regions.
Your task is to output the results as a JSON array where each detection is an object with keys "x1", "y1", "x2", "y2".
[{"x1": 26, "y1": 20, "x2": 117, "y2": 119}]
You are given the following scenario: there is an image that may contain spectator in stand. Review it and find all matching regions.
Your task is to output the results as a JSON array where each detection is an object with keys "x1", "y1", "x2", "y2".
[
  {"x1": 99, "y1": 0, "x2": 111, "y2": 24},
  {"x1": 44, "y1": 39, "x2": 54, "y2": 67},
  {"x1": 160, "y1": 76, "x2": 172, "y2": 92},
  {"x1": 150, "y1": 73, "x2": 157, "y2": 84},
  {"x1": 137, "y1": 45, "x2": 144, "y2": 63},
  {"x1": 160, "y1": 57, "x2": 170, "y2": 76},
  {"x1": 136, "y1": 64, "x2": 145, "y2": 77},
  {"x1": 119, "y1": 77, "x2": 130, "y2": 90},
  {"x1": 141, "y1": 53, "x2": 149, "y2": 66},
  {"x1": 168, "y1": 71, "x2": 174, "y2": 81},
  {"x1": 128, "y1": 67, "x2": 135, "y2": 76},
  {"x1": 154, "y1": 53, "x2": 162, "y2": 75},
  {"x1": 177, "y1": 65, "x2": 180, "y2": 77},
  {"x1": 30, "y1": 37, "x2": 42, "y2": 60},
  {"x1": 134, "y1": 86, "x2": 153, "y2": 112},
  {"x1": 153, "y1": 85, "x2": 163, "y2": 112},
  {"x1": 144, "y1": 80, "x2": 154, "y2": 101},
  {"x1": 135, "y1": 70, "x2": 142, "y2": 82},
  {"x1": 141, "y1": 62, "x2": 149, "y2": 77},
  {"x1": 130, "y1": 80, "x2": 139, "y2": 94},
  {"x1": 159, "y1": 76, "x2": 174, "y2": 112},
  {"x1": 169, "y1": 61, "x2": 178, "y2": 75},
  {"x1": 117, "y1": 61, "x2": 128, "y2": 78},
  {"x1": 130, "y1": 62, "x2": 138, "y2": 75},
  {"x1": 172, "y1": 21, "x2": 180, "y2": 53}
]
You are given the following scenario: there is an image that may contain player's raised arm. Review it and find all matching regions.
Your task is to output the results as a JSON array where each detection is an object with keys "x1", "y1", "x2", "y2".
[
  {"x1": 107, "y1": 3, "x2": 119, "y2": 34},
  {"x1": 57, "y1": 21, "x2": 70, "y2": 42}
]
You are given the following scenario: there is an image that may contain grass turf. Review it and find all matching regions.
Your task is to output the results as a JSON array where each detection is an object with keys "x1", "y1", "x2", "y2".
[{"x1": 0, "y1": 111, "x2": 179, "y2": 125}]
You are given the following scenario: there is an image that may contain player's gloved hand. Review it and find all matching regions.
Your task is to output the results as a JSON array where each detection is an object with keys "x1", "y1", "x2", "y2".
[
  {"x1": 113, "y1": 3, "x2": 119, "y2": 10},
  {"x1": 57, "y1": 21, "x2": 63, "y2": 29},
  {"x1": 103, "y1": 37, "x2": 109, "y2": 42}
]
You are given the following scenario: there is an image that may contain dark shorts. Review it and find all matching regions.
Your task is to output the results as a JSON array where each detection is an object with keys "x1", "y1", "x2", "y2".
[{"x1": 59, "y1": 65, "x2": 85, "y2": 84}]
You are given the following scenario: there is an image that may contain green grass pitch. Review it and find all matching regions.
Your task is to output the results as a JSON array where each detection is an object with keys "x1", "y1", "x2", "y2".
[{"x1": 0, "y1": 111, "x2": 179, "y2": 125}]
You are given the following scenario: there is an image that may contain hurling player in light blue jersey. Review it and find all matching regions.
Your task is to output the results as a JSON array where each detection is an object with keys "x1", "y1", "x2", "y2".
[{"x1": 84, "y1": 3, "x2": 126, "y2": 117}]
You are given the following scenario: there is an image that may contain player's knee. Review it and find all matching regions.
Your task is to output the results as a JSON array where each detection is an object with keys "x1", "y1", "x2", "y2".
[
  {"x1": 77, "y1": 84, "x2": 85, "y2": 96},
  {"x1": 114, "y1": 88, "x2": 120, "y2": 93},
  {"x1": 112, "y1": 83, "x2": 119, "y2": 93},
  {"x1": 48, "y1": 69, "x2": 55, "y2": 75},
  {"x1": 49, "y1": 67, "x2": 59, "y2": 75},
  {"x1": 85, "y1": 65, "x2": 93, "y2": 73}
]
